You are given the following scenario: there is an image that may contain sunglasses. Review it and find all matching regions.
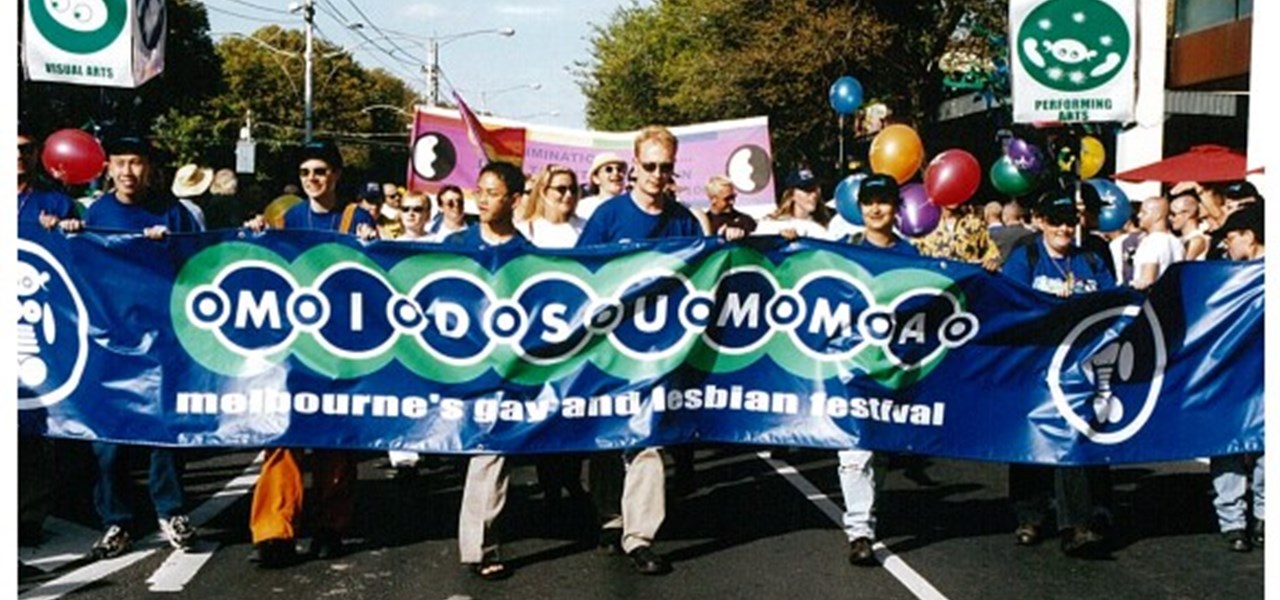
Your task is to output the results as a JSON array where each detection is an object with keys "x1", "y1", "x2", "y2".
[
  {"x1": 439, "y1": 196, "x2": 463, "y2": 206},
  {"x1": 402, "y1": 205, "x2": 426, "y2": 213},
  {"x1": 387, "y1": 193, "x2": 401, "y2": 200},
  {"x1": 1044, "y1": 214, "x2": 1079, "y2": 227},
  {"x1": 298, "y1": 167, "x2": 330, "y2": 178},
  {"x1": 548, "y1": 185, "x2": 577, "y2": 195},
  {"x1": 639, "y1": 161, "x2": 675, "y2": 175},
  {"x1": 19, "y1": 142, "x2": 35, "y2": 154},
  {"x1": 599, "y1": 164, "x2": 625, "y2": 175}
]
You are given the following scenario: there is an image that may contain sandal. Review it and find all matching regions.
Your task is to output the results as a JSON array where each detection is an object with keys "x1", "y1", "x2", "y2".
[{"x1": 467, "y1": 555, "x2": 511, "y2": 581}]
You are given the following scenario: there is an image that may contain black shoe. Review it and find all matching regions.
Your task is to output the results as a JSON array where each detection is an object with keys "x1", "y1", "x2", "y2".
[
  {"x1": 1014, "y1": 524, "x2": 1041, "y2": 546},
  {"x1": 311, "y1": 530, "x2": 346, "y2": 560},
  {"x1": 1252, "y1": 519, "x2": 1264, "y2": 548},
  {"x1": 627, "y1": 545, "x2": 672, "y2": 575},
  {"x1": 1224, "y1": 529, "x2": 1252, "y2": 553},
  {"x1": 597, "y1": 527, "x2": 623, "y2": 555},
  {"x1": 848, "y1": 537, "x2": 877, "y2": 566},
  {"x1": 1060, "y1": 526, "x2": 1105, "y2": 558},
  {"x1": 252, "y1": 539, "x2": 299, "y2": 568}
]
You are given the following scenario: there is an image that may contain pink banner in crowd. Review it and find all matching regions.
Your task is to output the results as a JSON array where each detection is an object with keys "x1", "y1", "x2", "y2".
[{"x1": 408, "y1": 106, "x2": 776, "y2": 209}]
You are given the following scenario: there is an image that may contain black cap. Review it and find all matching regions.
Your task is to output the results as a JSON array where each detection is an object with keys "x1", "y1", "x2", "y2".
[
  {"x1": 1036, "y1": 193, "x2": 1078, "y2": 223},
  {"x1": 103, "y1": 135, "x2": 153, "y2": 158},
  {"x1": 358, "y1": 181, "x2": 382, "y2": 202},
  {"x1": 1220, "y1": 204, "x2": 1264, "y2": 240},
  {"x1": 1223, "y1": 181, "x2": 1259, "y2": 201},
  {"x1": 297, "y1": 139, "x2": 344, "y2": 170},
  {"x1": 858, "y1": 173, "x2": 900, "y2": 204},
  {"x1": 785, "y1": 168, "x2": 817, "y2": 190}
]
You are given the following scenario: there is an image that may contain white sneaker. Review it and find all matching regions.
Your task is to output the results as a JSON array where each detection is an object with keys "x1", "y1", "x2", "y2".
[
  {"x1": 158, "y1": 515, "x2": 195, "y2": 550},
  {"x1": 92, "y1": 525, "x2": 132, "y2": 559}
]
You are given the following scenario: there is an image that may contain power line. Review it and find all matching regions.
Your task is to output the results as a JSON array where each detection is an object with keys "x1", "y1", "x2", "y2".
[
  {"x1": 216, "y1": 0, "x2": 291, "y2": 16},
  {"x1": 199, "y1": 1, "x2": 283, "y2": 24},
  {"x1": 342, "y1": 0, "x2": 419, "y2": 65}
]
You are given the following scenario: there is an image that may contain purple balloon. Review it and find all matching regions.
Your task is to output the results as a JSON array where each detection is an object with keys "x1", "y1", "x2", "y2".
[
  {"x1": 1006, "y1": 137, "x2": 1042, "y2": 174},
  {"x1": 897, "y1": 183, "x2": 940, "y2": 238}
]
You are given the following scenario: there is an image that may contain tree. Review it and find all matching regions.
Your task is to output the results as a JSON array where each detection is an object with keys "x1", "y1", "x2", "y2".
[{"x1": 576, "y1": 0, "x2": 1006, "y2": 184}]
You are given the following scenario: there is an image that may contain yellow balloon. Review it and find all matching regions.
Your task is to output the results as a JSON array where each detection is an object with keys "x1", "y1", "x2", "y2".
[
  {"x1": 1080, "y1": 135, "x2": 1105, "y2": 179},
  {"x1": 869, "y1": 124, "x2": 924, "y2": 184}
]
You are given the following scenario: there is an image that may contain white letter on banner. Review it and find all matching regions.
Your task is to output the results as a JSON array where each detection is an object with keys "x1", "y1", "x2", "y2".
[
  {"x1": 717, "y1": 293, "x2": 760, "y2": 328},
  {"x1": 235, "y1": 290, "x2": 281, "y2": 329},
  {"x1": 427, "y1": 301, "x2": 469, "y2": 339},
  {"x1": 808, "y1": 299, "x2": 852, "y2": 338},
  {"x1": 350, "y1": 293, "x2": 363, "y2": 331},
  {"x1": 634, "y1": 296, "x2": 668, "y2": 333},
  {"x1": 540, "y1": 304, "x2": 572, "y2": 344},
  {"x1": 897, "y1": 313, "x2": 926, "y2": 345}
]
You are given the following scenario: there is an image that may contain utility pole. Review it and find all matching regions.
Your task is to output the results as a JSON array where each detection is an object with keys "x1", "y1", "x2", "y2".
[
  {"x1": 427, "y1": 38, "x2": 440, "y2": 106},
  {"x1": 300, "y1": 0, "x2": 315, "y2": 141}
]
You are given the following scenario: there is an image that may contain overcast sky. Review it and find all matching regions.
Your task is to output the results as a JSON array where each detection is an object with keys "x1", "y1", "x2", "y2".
[{"x1": 204, "y1": 0, "x2": 642, "y2": 130}]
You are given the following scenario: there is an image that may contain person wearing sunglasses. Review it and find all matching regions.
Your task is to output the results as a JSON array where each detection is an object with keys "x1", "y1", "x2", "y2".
[
  {"x1": 425, "y1": 185, "x2": 473, "y2": 242},
  {"x1": 394, "y1": 190, "x2": 432, "y2": 241},
  {"x1": 704, "y1": 175, "x2": 755, "y2": 240},
  {"x1": 575, "y1": 126, "x2": 705, "y2": 577},
  {"x1": 242, "y1": 140, "x2": 376, "y2": 569},
  {"x1": 520, "y1": 164, "x2": 585, "y2": 248},
  {"x1": 1000, "y1": 193, "x2": 1116, "y2": 559},
  {"x1": 755, "y1": 168, "x2": 831, "y2": 240},
  {"x1": 577, "y1": 151, "x2": 628, "y2": 220}
]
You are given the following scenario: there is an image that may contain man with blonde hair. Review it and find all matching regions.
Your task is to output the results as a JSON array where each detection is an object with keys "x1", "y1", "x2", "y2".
[
  {"x1": 704, "y1": 175, "x2": 755, "y2": 238},
  {"x1": 1131, "y1": 196, "x2": 1184, "y2": 289}
]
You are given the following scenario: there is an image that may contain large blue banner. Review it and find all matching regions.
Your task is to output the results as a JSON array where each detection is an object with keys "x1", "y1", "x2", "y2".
[{"x1": 17, "y1": 223, "x2": 1263, "y2": 464}]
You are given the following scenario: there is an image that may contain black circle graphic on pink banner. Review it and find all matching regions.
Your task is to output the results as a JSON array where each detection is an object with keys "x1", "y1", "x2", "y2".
[{"x1": 412, "y1": 133, "x2": 457, "y2": 182}]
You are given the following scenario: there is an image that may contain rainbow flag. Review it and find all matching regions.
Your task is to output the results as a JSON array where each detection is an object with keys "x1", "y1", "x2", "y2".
[{"x1": 454, "y1": 92, "x2": 526, "y2": 167}]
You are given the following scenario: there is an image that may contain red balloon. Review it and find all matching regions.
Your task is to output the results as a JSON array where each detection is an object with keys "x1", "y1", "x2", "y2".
[
  {"x1": 924, "y1": 149, "x2": 981, "y2": 208},
  {"x1": 41, "y1": 129, "x2": 106, "y2": 185}
]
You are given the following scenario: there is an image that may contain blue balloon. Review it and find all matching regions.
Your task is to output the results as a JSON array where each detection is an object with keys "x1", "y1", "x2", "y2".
[
  {"x1": 1087, "y1": 178, "x2": 1131, "y2": 233},
  {"x1": 829, "y1": 76, "x2": 864, "y2": 116},
  {"x1": 835, "y1": 174, "x2": 867, "y2": 226}
]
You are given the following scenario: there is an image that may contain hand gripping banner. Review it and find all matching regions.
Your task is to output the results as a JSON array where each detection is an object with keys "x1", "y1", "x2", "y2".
[{"x1": 17, "y1": 224, "x2": 1263, "y2": 464}]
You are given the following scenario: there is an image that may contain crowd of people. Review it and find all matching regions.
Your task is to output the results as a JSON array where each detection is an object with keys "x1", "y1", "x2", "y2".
[{"x1": 16, "y1": 120, "x2": 1265, "y2": 581}]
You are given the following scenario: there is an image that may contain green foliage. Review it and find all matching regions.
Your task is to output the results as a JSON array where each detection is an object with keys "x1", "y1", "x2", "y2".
[{"x1": 577, "y1": 0, "x2": 1006, "y2": 183}]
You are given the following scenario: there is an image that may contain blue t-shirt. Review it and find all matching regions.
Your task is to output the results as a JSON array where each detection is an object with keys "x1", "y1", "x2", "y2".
[
  {"x1": 853, "y1": 235, "x2": 920, "y2": 257},
  {"x1": 576, "y1": 193, "x2": 704, "y2": 247},
  {"x1": 1002, "y1": 235, "x2": 1116, "y2": 295},
  {"x1": 442, "y1": 226, "x2": 531, "y2": 250},
  {"x1": 18, "y1": 186, "x2": 78, "y2": 224},
  {"x1": 84, "y1": 192, "x2": 200, "y2": 233},
  {"x1": 281, "y1": 200, "x2": 377, "y2": 233}
]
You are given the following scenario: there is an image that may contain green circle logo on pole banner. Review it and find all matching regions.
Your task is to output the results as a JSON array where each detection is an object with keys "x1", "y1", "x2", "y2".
[
  {"x1": 29, "y1": 0, "x2": 129, "y2": 55},
  {"x1": 1016, "y1": 0, "x2": 1130, "y2": 92}
]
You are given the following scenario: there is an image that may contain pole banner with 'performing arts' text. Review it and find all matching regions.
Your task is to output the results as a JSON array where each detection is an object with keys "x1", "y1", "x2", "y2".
[{"x1": 17, "y1": 224, "x2": 1262, "y2": 465}]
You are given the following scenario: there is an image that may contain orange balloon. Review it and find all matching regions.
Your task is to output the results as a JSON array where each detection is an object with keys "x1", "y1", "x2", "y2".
[{"x1": 869, "y1": 124, "x2": 924, "y2": 184}]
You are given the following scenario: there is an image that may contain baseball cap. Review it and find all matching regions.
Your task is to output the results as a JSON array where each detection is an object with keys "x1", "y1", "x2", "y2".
[
  {"x1": 1220, "y1": 203, "x2": 1264, "y2": 240},
  {"x1": 858, "y1": 174, "x2": 900, "y2": 204},
  {"x1": 1036, "y1": 193, "x2": 1079, "y2": 224},
  {"x1": 785, "y1": 168, "x2": 817, "y2": 190},
  {"x1": 103, "y1": 134, "x2": 154, "y2": 158},
  {"x1": 358, "y1": 181, "x2": 383, "y2": 203},
  {"x1": 297, "y1": 139, "x2": 344, "y2": 170},
  {"x1": 1223, "y1": 181, "x2": 1259, "y2": 201}
]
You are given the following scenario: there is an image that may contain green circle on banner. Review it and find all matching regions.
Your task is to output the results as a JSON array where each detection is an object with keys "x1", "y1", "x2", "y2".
[
  {"x1": 29, "y1": 0, "x2": 129, "y2": 55},
  {"x1": 1016, "y1": 0, "x2": 1130, "y2": 92}
]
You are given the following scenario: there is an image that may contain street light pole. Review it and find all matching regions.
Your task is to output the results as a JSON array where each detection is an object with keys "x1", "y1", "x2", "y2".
[
  {"x1": 427, "y1": 37, "x2": 440, "y2": 106},
  {"x1": 302, "y1": 0, "x2": 315, "y2": 142}
]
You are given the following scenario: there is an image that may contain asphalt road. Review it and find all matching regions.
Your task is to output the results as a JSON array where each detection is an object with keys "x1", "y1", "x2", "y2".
[{"x1": 18, "y1": 442, "x2": 1265, "y2": 599}]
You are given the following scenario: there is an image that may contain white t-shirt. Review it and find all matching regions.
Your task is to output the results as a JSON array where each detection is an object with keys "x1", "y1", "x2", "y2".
[
  {"x1": 425, "y1": 221, "x2": 468, "y2": 243},
  {"x1": 1133, "y1": 230, "x2": 1185, "y2": 280},
  {"x1": 753, "y1": 217, "x2": 829, "y2": 239},
  {"x1": 576, "y1": 194, "x2": 610, "y2": 221},
  {"x1": 522, "y1": 216, "x2": 584, "y2": 249}
]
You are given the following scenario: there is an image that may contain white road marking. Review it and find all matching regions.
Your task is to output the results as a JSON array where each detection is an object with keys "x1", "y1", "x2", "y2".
[
  {"x1": 19, "y1": 518, "x2": 100, "y2": 572},
  {"x1": 756, "y1": 451, "x2": 949, "y2": 600},
  {"x1": 20, "y1": 452, "x2": 264, "y2": 599}
]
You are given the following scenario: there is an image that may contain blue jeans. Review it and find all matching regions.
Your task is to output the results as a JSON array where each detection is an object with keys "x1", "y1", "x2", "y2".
[
  {"x1": 92, "y1": 442, "x2": 185, "y2": 528},
  {"x1": 838, "y1": 450, "x2": 886, "y2": 540},
  {"x1": 1211, "y1": 453, "x2": 1265, "y2": 532}
]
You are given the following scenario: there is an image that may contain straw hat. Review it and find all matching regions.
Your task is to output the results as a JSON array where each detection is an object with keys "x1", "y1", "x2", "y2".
[{"x1": 172, "y1": 164, "x2": 214, "y2": 198}]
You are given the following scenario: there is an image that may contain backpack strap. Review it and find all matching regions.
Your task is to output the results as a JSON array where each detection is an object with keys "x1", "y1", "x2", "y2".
[
  {"x1": 338, "y1": 203, "x2": 359, "y2": 234},
  {"x1": 847, "y1": 231, "x2": 865, "y2": 246}
]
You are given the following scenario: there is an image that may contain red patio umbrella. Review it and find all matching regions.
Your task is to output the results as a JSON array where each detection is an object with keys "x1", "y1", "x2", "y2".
[{"x1": 1113, "y1": 144, "x2": 1262, "y2": 183}]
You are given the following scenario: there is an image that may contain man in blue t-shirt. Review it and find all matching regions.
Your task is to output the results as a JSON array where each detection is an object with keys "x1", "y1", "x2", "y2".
[
  {"x1": 839, "y1": 173, "x2": 917, "y2": 567},
  {"x1": 82, "y1": 136, "x2": 201, "y2": 237},
  {"x1": 575, "y1": 125, "x2": 702, "y2": 576},
  {"x1": 17, "y1": 127, "x2": 78, "y2": 228},
  {"x1": 576, "y1": 125, "x2": 705, "y2": 247},
  {"x1": 73, "y1": 134, "x2": 199, "y2": 560},
  {"x1": 1001, "y1": 193, "x2": 1114, "y2": 559},
  {"x1": 243, "y1": 140, "x2": 374, "y2": 569}
]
